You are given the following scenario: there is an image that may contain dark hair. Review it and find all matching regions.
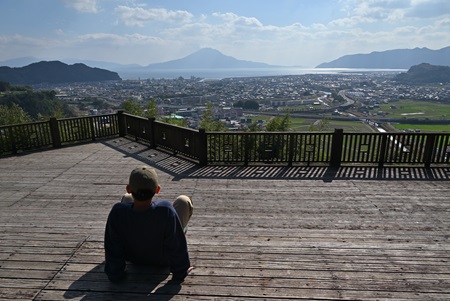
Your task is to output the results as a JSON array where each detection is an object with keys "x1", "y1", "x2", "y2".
[{"x1": 131, "y1": 189, "x2": 155, "y2": 202}]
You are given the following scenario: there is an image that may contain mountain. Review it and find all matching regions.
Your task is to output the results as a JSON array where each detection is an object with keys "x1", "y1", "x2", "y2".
[
  {"x1": 146, "y1": 48, "x2": 276, "y2": 69},
  {"x1": 317, "y1": 46, "x2": 450, "y2": 69},
  {"x1": 394, "y1": 63, "x2": 450, "y2": 84},
  {"x1": 0, "y1": 61, "x2": 121, "y2": 85}
]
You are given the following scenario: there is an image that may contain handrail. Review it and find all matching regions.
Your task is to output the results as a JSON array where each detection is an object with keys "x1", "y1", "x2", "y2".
[{"x1": 1, "y1": 111, "x2": 449, "y2": 168}]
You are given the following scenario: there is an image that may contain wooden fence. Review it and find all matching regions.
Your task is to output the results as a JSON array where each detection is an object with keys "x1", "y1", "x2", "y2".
[{"x1": 1, "y1": 111, "x2": 449, "y2": 168}]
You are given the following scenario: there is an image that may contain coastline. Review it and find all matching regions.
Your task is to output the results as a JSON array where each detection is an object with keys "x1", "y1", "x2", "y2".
[{"x1": 117, "y1": 67, "x2": 407, "y2": 80}]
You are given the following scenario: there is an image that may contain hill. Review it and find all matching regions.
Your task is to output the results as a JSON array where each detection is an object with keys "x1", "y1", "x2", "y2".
[
  {"x1": 0, "y1": 84, "x2": 75, "y2": 120},
  {"x1": 146, "y1": 48, "x2": 276, "y2": 69},
  {"x1": 317, "y1": 46, "x2": 450, "y2": 69},
  {"x1": 0, "y1": 61, "x2": 121, "y2": 85},
  {"x1": 394, "y1": 63, "x2": 450, "y2": 84}
]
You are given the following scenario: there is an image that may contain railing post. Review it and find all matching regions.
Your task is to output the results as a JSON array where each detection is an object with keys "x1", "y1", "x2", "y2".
[
  {"x1": 89, "y1": 117, "x2": 96, "y2": 141},
  {"x1": 8, "y1": 126, "x2": 17, "y2": 154},
  {"x1": 378, "y1": 133, "x2": 388, "y2": 168},
  {"x1": 244, "y1": 134, "x2": 249, "y2": 165},
  {"x1": 423, "y1": 134, "x2": 436, "y2": 169},
  {"x1": 117, "y1": 110, "x2": 127, "y2": 137},
  {"x1": 49, "y1": 118, "x2": 61, "y2": 148},
  {"x1": 198, "y1": 128, "x2": 207, "y2": 166},
  {"x1": 330, "y1": 128, "x2": 343, "y2": 169},
  {"x1": 288, "y1": 133, "x2": 295, "y2": 166},
  {"x1": 148, "y1": 117, "x2": 156, "y2": 148}
]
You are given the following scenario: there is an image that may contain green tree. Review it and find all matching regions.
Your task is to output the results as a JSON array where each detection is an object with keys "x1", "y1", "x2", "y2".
[
  {"x1": 199, "y1": 101, "x2": 226, "y2": 131},
  {"x1": 243, "y1": 100, "x2": 259, "y2": 110},
  {"x1": 234, "y1": 100, "x2": 244, "y2": 108},
  {"x1": 0, "y1": 88, "x2": 72, "y2": 119},
  {"x1": 247, "y1": 121, "x2": 260, "y2": 132},
  {"x1": 233, "y1": 100, "x2": 259, "y2": 110},
  {"x1": 265, "y1": 114, "x2": 291, "y2": 132},
  {"x1": 121, "y1": 99, "x2": 143, "y2": 116},
  {"x1": 0, "y1": 103, "x2": 32, "y2": 126},
  {"x1": 144, "y1": 98, "x2": 158, "y2": 119},
  {"x1": 89, "y1": 98, "x2": 109, "y2": 110},
  {"x1": 0, "y1": 81, "x2": 11, "y2": 92},
  {"x1": 309, "y1": 118, "x2": 330, "y2": 132}
]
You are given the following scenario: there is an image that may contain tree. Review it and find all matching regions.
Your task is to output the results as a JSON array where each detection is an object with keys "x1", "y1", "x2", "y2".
[
  {"x1": 234, "y1": 100, "x2": 243, "y2": 108},
  {"x1": 0, "y1": 103, "x2": 32, "y2": 126},
  {"x1": 247, "y1": 121, "x2": 260, "y2": 132},
  {"x1": 0, "y1": 81, "x2": 11, "y2": 92},
  {"x1": 265, "y1": 114, "x2": 291, "y2": 132},
  {"x1": 89, "y1": 97, "x2": 109, "y2": 110},
  {"x1": 0, "y1": 88, "x2": 73, "y2": 120},
  {"x1": 121, "y1": 99, "x2": 143, "y2": 116},
  {"x1": 199, "y1": 101, "x2": 226, "y2": 131},
  {"x1": 234, "y1": 100, "x2": 259, "y2": 110},
  {"x1": 144, "y1": 98, "x2": 158, "y2": 119},
  {"x1": 243, "y1": 100, "x2": 259, "y2": 110},
  {"x1": 309, "y1": 118, "x2": 330, "y2": 132}
]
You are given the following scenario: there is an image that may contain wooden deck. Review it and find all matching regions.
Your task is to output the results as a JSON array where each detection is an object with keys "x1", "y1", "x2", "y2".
[{"x1": 1, "y1": 137, "x2": 450, "y2": 300}]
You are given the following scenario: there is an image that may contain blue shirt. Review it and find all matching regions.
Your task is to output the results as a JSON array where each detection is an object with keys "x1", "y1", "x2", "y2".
[{"x1": 104, "y1": 200, "x2": 190, "y2": 282}]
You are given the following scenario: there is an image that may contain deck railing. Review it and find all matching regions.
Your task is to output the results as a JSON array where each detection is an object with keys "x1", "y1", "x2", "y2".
[{"x1": 1, "y1": 111, "x2": 449, "y2": 168}]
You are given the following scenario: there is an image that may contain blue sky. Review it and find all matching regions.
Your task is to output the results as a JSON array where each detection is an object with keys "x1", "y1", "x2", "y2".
[{"x1": 1, "y1": 0, "x2": 449, "y2": 67}]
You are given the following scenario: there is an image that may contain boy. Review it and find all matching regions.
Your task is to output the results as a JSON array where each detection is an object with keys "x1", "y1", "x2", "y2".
[{"x1": 104, "y1": 165, "x2": 193, "y2": 282}]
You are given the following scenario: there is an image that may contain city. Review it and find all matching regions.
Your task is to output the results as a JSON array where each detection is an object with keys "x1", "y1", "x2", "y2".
[{"x1": 33, "y1": 71, "x2": 450, "y2": 132}]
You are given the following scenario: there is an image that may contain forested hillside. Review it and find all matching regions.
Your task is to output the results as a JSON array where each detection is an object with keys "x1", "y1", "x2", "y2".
[
  {"x1": 394, "y1": 63, "x2": 450, "y2": 84},
  {"x1": 0, "y1": 81, "x2": 74, "y2": 122}
]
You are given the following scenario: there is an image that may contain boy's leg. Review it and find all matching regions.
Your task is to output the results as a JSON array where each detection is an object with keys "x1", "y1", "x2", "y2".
[
  {"x1": 173, "y1": 195, "x2": 193, "y2": 231},
  {"x1": 121, "y1": 193, "x2": 134, "y2": 203}
]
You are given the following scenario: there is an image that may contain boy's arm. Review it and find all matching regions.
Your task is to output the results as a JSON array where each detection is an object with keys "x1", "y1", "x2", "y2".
[{"x1": 104, "y1": 208, "x2": 126, "y2": 282}]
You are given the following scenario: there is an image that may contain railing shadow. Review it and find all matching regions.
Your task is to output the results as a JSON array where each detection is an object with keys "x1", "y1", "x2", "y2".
[{"x1": 103, "y1": 138, "x2": 450, "y2": 182}]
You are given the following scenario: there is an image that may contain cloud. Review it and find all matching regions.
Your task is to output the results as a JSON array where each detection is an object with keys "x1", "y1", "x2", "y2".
[
  {"x1": 64, "y1": 0, "x2": 98, "y2": 13},
  {"x1": 115, "y1": 6, "x2": 193, "y2": 27},
  {"x1": 337, "y1": 0, "x2": 450, "y2": 24},
  {"x1": 0, "y1": 34, "x2": 68, "y2": 61},
  {"x1": 212, "y1": 12, "x2": 263, "y2": 27},
  {"x1": 2, "y1": 2, "x2": 449, "y2": 67},
  {"x1": 76, "y1": 32, "x2": 164, "y2": 46},
  {"x1": 407, "y1": 0, "x2": 450, "y2": 18}
]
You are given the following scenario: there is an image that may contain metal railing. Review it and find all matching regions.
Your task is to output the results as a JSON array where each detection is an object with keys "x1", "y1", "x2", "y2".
[{"x1": 1, "y1": 111, "x2": 449, "y2": 168}]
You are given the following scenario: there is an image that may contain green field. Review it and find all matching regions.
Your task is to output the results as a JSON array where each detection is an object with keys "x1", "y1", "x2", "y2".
[
  {"x1": 249, "y1": 115, "x2": 371, "y2": 132},
  {"x1": 371, "y1": 99, "x2": 450, "y2": 119},
  {"x1": 390, "y1": 123, "x2": 450, "y2": 132},
  {"x1": 249, "y1": 100, "x2": 450, "y2": 132}
]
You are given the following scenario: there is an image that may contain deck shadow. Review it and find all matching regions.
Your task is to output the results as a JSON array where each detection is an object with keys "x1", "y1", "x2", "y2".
[
  {"x1": 58, "y1": 263, "x2": 178, "y2": 300},
  {"x1": 102, "y1": 138, "x2": 450, "y2": 182}
]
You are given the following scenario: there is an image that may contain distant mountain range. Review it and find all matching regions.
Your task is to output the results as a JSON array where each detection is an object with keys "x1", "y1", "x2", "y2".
[
  {"x1": 317, "y1": 46, "x2": 450, "y2": 69},
  {"x1": 1, "y1": 47, "x2": 450, "y2": 82},
  {"x1": 0, "y1": 61, "x2": 121, "y2": 85},
  {"x1": 395, "y1": 63, "x2": 450, "y2": 84},
  {"x1": 0, "y1": 48, "x2": 281, "y2": 80}
]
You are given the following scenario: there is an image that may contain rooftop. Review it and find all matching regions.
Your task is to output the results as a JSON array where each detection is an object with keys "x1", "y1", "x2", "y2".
[{"x1": 1, "y1": 137, "x2": 450, "y2": 300}]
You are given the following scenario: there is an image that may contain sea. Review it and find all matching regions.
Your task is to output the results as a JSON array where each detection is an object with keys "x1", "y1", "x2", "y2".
[{"x1": 118, "y1": 67, "x2": 406, "y2": 80}]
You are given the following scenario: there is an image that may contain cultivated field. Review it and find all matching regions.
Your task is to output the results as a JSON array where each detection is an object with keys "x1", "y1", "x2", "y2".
[{"x1": 371, "y1": 99, "x2": 450, "y2": 120}]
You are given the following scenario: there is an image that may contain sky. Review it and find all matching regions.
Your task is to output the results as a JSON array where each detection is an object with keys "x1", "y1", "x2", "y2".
[{"x1": 0, "y1": 0, "x2": 449, "y2": 67}]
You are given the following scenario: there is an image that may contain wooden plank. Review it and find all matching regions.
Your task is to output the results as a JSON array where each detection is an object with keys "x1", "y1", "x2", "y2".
[{"x1": 0, "y1": 288, "x2": 39, "y2": 300}]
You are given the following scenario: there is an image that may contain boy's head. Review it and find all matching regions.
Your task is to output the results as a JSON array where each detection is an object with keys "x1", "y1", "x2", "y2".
[{"x1": 127, "y1": 165, "x2": 160, "y2": 201}]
